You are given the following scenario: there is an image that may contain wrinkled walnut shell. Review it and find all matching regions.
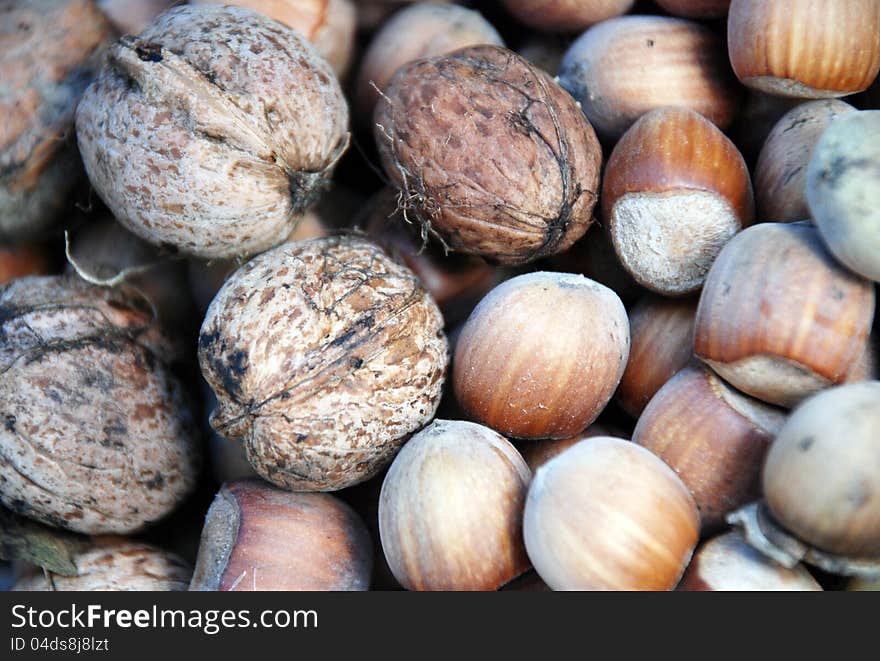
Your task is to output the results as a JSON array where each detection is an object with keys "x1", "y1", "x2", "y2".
[
  {"x1": 199, "y1": 235, "x2": 448, "y2": 492},
  {"x1": 0, "y1": 276, "x2": 200, "y2": 534},
  {"x1": 75, "y1": 5, "x2": 349, "y2": 259},
  {"x1": 374, "y1": 45, "x2": 601, "y2": 265}
]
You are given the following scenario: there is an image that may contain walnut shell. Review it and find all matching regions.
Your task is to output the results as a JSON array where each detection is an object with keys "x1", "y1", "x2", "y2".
[
  {"x1": 0, "y1": 276, "x2": 200, "y2": 534},
  {"x1": 198, "y1": 235, "x2": 448, "y2": 492},
  {"x1": 75, "y1": 4, "x2": 349, "y2": 259},
  {"x1": 374, "y1": 45, "x2": 601, "y2": 265},
  {"x1": 0, "y1": 0, "x2": 113, "y2": 241},
  {"x1": 13, "y1": 537, "x2": 191, "y2": 591}
]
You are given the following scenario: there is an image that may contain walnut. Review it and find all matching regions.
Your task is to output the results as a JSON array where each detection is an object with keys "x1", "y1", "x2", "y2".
[{"x1": 199, "y1": 235, "x2": 448, "y2": 491}]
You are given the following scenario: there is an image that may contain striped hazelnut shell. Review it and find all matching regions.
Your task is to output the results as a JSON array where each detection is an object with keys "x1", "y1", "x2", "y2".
[
  {"x1": 633, "y1": 365, "x2": 787, "y2": 531},
  {"x1": 601, "y1": 107, "x2": 754, "y2": 296},
  {"x1": 727, "y1": 0, "x2": 880, "y2": 98},
  {"x1": 694, "y1": 222, "x2": 875, "y2": 408}
]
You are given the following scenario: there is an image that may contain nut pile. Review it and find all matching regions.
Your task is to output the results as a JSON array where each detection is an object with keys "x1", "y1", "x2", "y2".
[{"x1": 1, "y1": 0, "x2": 879, "y2": 592}]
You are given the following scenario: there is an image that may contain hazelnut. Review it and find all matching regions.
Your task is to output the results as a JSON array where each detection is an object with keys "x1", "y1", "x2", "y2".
[
  {"x1": 727, "y1": 0, "x2": 880, "y2": 98},
  {"x1": 500, "y1": 0, "x2": 634, "y2": 34},
  {"x1": 75, "y1": 5, "x2": 349, "y2": 260},
  {"x1": 755, "y1": 99, "x2": 855, "y2": 223},
  {"x1": 0, "y1": 243, "x2": 52, "y2": 285},
  {"x1": 96, "y1": 0, "x2": 177, "y2": 35},
  {"x1": 677, "y1": 532, "x2": 822, "y2": 591},
  {"x1": 633, "y1": 365, "x2": 787, "y2": 531},
  {"x1": 378, "y1": 419, "x2": 531, "y2": 591},
  {"x1": 654, "y1": 0, "x2": 730, "y2": 18},
  {"x1": 602, "y1": 107, "x2": 754, "y2": 296},
  {"x1": 0, "y1": 0, "x2": 113, "y2": 241},
  {"x1": 762, "y1": 381, "x2": 880, "y2": 559},
  {"x1": 364, "y1": 188, "x2": 499, "y2": 327},
  {"x1": 0, "y1": 276, "x2": 200, "y2": 534},
  {"x1": 355, "y1": 3, "x2": 504, "y2": 120},
  {"x1": 191, "y1": 0, "x2": 357, "y2": 77},
  {"x1": 199, "y1": 235, "x2": 448, "y2": 492},
  {"x1": 13, "y1": 537, "x2": 192, "y2": 591},
  {"x1": 523, "y1": 436, "x2": 700, "y2": 590},
  {"x1": 190, "y1": 480, "x2": 372, "y2": 591},
  {"x1": 374, "y1": 45, "x2": 602, "y2": 265},
  {"x1": 516, "y1": 424, "x2": 610, "y2": 472},
  {"x1": 453, "y1": 272, "x2": 629, "y2": 440},
  {"x1": 558, "y1": 15, "x2": 741, "y2": 141},
  {"x1": 616, "y1": 294, "x2": 697, "y2": 418},
  {"x1": 806, "y1": 110, "x2": 880, "y2": 282},
  {"x1": 694, "y1": 222, "x2": 875, "y2": 408}
]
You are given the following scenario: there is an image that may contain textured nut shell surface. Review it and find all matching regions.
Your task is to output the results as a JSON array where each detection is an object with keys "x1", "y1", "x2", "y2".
[
  {"x1": 523, "y1": 436, "x2": 700, "y2": 590},
  {"x1": 0, "y1": 0, "x2": 113, "y2": 241},
  {"x1": 378, "y1": 419, "x2": 532, "y2": 591},
  {"x1": 763, "y1": 381, "x2": 880, "y2": 557},
  {"x1": 190, "y1": 480, "x2": 372, "y2": 591},
  {"x1": 728, "y1": 0, "x2": 880, "y2": 98},
  {"x1": 755, "y1": 99, "x2": 855, "y2": 222},
  {"x1": 0, "y1": 276, "x2": 199, "y2": 534},
  {"x1": 375, "y1": 45, "x2": 601, "y2": 265},
  {"x1": 558, "y1": 15, "x2": 740, "y2": 140},
  {"x1": 694, "y1": 223, "x2": 875, "y2": 407},
  {"x1": 75, "y1": 5, "x2": 349, "y2": 259},
  {"x1": 198, "y1": 235, "x2": 448, "y2": 492},
  {"x1": 453, "y1": 272, "x2": 629, "y2": 440},
  {"x1": 356, "y1": 3, "x2": 504, "y2": 118},
  {"x1": 13, "y1": 538, "x2": 191, "y2": 591},
  {"x1": 676, "y1": 531, "x2": 822, "y2": 591},
  {"x1": 807, "y1": 111, "x2": 880, "y2": 282}
]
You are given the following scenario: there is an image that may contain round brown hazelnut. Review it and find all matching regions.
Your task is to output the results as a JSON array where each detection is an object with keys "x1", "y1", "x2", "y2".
[
  {"x1": 694, "y1": 222, "x2": 875, "y2": 408},
  {"x1": 0, "y1": 276, "x2": 200, "y2": 534},
  {"x1": 762, "y1": 381, "x2": 880, "y2": 559},
  {"x1": 378, "y1": 419, "x2": 531, "y2": 591},
  {"x1": 75, "y1": 4, "x2": 349, "y2": 260},
  {"x1": 355, "y1": 3, "x2": 504, "y2": 120},
  {"x1": 0, "y1": 243, "x2": 52, "y2": 285},
  {"x1": 677, "y1": 532, "x2": 822, "y2": 591},
  {"x1": 198, "y1": 235, "x2": 448, "y2": 492},
  {"x1": 453, "y1": 272, "x2": 629, "y2": 440},
  {"x1": 633, "y1": 365, "x2": 787, "y2": 531},
  {"x1": 755, "y1": 99, "x2": 855, "y2": 223},
  {"x1": 616, "y1": 294, "x2": 697, "y2": 418},
  {"x1": 727, "y1": 0, "x2": 880, "y2": 98},
  {"x1": 654, "y1": 0, "x2": 730, "y2": 18},
  {"x1": 500, "y1": 0, "x2": 634, "y2": 34},
  {"x1": 558, "y1": 15, "x2": 741, "y2": 141},
  {"x1": 374, "y1": 45, "x2": 602, "y2": 265},
  {"x1": 1, "y1": 0, "x2": 113, "y2": 241},
  {"x1": 807, "y1": 110, "x2": 880, "y2": 282},
  {"x1": 523, "y1": 436, "x2": 700, "y2": 590},
  {"x1": 190, "y1": 480, "x2": 372, "y2": 591},
  {"x1": 191, "y1": 0, "x2": 357, "y2": 77},
  {"x1": 13, "y1": 537, "x2": 192, "y2": 591},
  {"x1": 602, "y1": 107, "x2": 754, "y2": 296},
  {"x1": 364, "y1": 188, "x2": 499, "y2": 327}
]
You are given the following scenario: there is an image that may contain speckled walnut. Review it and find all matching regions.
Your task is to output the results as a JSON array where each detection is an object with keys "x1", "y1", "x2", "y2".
[
  {"x1": 374, "y1": 45, "x2": 601, "y2": 265},
  {"x1": 75, "y1": 4, "x2": 349, "y2": 259},
  {"x1": 13, "y1": 537, "x2": 192, "y2": 591},
  {"x1": 198, "y1": 235, "x2": 448, "y2": 492},
  {"x1": 0, "y1": 0, "x2": 113, "y2": 241},
  {"x1": 0, "y1": 276, "x2": 200, "y2": 534}
]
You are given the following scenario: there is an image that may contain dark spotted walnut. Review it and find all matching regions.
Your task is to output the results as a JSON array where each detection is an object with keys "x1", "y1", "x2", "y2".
[
  {"x1": 199, "y1": 235, "x2": 448, "y2": 492},
  {"x1": 374, "y1": 45, "x2": 602, "y2": 265},
  {"x1": 0, "y1": 276, "x2": 200, "y2": 534},
  {"x1": 13, "y1": 537, "x2": 192, "y2": 591},
  {"x1": 75, "y1": 4, "x2": 349, "y2": 260},
  {"x1": 0, "y1": 0, "x2": 113, "y2": 241}
]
